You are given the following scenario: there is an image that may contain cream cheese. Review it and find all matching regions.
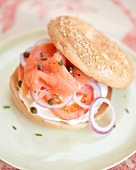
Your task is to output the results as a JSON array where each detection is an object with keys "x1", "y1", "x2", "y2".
[{"x1": 18, "y1": 83, "x2": 108, "y2": 126}]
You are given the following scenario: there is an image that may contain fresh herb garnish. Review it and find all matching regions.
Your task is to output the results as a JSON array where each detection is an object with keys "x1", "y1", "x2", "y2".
[
  {"x1": 12, "y1": 126, "x2": 17, "y2": 130},
  {"x1": 3, "y1": 105, "x2": 10, "y2": 109},
  {"x1": 125, "y1": 108, "x2": 129, "y2": 114},
  {"x1": 113, "y1": 124, "x2": 116, "y2": 128},
  {"x1": 35, "y1": 133, "x2": 42, "y2": 136},
  {"x1": 58, "y1": 60, "x2": 63, "y2": 66},
  {"x1": 40, "y1": 52, "x2": 43, "y2": 57},
  {"x1": 37, "y1": 64, "x2": 43, "y2": 71},
  {"x1": 41, "y1": 58, "x2": 47, "y2": 61}
]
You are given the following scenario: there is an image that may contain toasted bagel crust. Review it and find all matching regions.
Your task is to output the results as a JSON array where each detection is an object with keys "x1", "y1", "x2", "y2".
[
  {"x1": 10, "y1": 68, "x2": 112, "y2": 130},
  {"x1": 48, "y1": 16, "x2": 134, "y2": 89}
]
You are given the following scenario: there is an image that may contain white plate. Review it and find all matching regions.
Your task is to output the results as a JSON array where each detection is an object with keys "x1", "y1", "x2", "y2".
[{"x1": 0, "y1": 28, "x2": 136, "y2": 170}]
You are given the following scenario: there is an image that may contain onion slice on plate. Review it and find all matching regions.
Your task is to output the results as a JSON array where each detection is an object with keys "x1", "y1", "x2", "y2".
[
  {"x1": 88, "y1": 97, "x2": 115, "y2": 134},
  {"x1": 30, "y1": 89, "x2": 73, "y2": 109}
]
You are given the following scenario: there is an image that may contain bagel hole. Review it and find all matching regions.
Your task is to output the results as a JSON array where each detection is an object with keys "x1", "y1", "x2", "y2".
[{"x1": 95, "y1": 105, "x2": 114, "y2": 128}]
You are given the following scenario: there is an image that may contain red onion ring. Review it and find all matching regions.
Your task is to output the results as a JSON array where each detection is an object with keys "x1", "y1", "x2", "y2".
[
  {"x1": 34, "y1": 38, "x2": 51, "y2": 46},
  {"x1": 20, "y1": 53, "x2": 26, "y2": 67},
  {"x1": 88, "y1": 81, "x2": 102, "y2": 97},
  {"x1": 88, "y1": 97, "x2": 115, "y2": 134},
  {"x1": 73, "y1": 81, "x2": 102, "y2": 109},
  {"x1": 20, "y1": 39, "x2": 51, "y2": 67},
  {"x1": 73, "y1": 92, "x2": 90, "y2": 109},
  {"x1": 30, "y1": 89, "x2": 73, "y2": 109}
]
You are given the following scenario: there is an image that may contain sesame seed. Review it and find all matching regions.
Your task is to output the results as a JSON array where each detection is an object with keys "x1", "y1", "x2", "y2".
[
  {"x1": 63, "y1": 33, "x2": 66, "y2": 36},
  {"x1": 85, "y1": 46, "x2": 89, "y2": 49},
  {"x1": 80, "y1": 54, "x2": 84, "y2": 58},
  {"x1": 97, "y1": 65, "x2": 100, "y2": 69},
  {"x1": 76, "y1": 39, "x2": 80, "y2": 42},
  {"x1": 79, "y1": 41, "x2": 83, "y2": 44},
  {"x1": 124, "y1": 59, "x2": 128, "y2": 64},
  {"x1": 60, "y1": 22, "x2": 64, "y2": 26},
  {"x1": 86, "y1": 62, "x2": 92, "y2": 66},
  {"x1": 68, "y1": 33, "x2": 73, "y2": 37},
  {"x1": 102, "y1": 53, "x2": 109, "y2": 60},
  {"x1": 83, "y1": 53, "x2": 89, "y2": 56}
]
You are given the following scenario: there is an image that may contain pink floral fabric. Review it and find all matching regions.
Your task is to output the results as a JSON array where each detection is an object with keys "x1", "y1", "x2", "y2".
[{"x1": 0, "y1": 0, "x2": 136, "y2": 169}]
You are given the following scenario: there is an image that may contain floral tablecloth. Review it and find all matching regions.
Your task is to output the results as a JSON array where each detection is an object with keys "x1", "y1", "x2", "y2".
[{"x1": 0, "y1": 0, "x2": 136, "y2": 169}]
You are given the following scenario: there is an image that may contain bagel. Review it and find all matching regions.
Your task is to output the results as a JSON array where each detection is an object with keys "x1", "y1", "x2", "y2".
[
  {"x1": 10, "y1": 16, "x2": 134, "y2": 131},
  {"x1": 48, "y1": 16, "x2": 134, "y2": 89}
]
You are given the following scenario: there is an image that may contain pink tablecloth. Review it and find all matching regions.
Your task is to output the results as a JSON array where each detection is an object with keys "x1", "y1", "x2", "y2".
[{"x1": 0, "y1": 0, "x2": 136, "y2": 169}]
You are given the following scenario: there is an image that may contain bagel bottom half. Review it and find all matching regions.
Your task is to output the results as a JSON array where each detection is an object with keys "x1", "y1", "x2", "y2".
[{"x1": 10, "y1": 68, "x2": 112, "y2": 130}]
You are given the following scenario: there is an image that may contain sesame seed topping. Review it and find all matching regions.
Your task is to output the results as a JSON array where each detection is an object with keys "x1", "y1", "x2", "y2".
[
  {"x1": 80, "y1": 54, "x2": 84, "y2": 58},
  {"x1": 63, "y1": 33, "x2": 66, "y2": 36},
  {"x1": 102, "y1": 53, "x2": 109, "y2": 60},
  {"x1": 76, "y1": 39, "x2": 80, "y2": 42},
  {"x1": 86, "y1": 62, "x2": 92, "y2": 66},
  {"x1": 55, "y1": 16, "x2": 133, "y2": 88}
]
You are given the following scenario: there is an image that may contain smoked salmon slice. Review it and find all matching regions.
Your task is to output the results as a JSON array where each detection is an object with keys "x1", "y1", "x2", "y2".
[{"x1": 22, "y1": 43, "x2": 78, "y2": 97}]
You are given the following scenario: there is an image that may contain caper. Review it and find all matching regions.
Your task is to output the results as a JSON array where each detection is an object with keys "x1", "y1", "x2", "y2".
[
  {"x1": 23, "y1": 51, "x2": 30, "y2": 58},
  {"x1": 40, "y1": 52, "x2": 43, "y2": 57},
  {"x1": 67, "y1": 65, "x2": 73, "y2": 73},
  {"x1": 17, "y1": 80, "x2": 22, "y2": 87},
  {"x1": 48, "y1": 98, "x2": 56, "y2": 105},
  {"x1": 37, "y1": 64, "x2": 43, "y2": 71},
  {"x1": 30, "y1": 107, "x2": 37, "y2": 114}
]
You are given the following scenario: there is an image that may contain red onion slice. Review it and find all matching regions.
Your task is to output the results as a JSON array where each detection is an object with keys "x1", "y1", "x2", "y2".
[
  {"x1": 34, "y1": 38, "x2": 51, "y2": 46},
  {"x1": 20, "y1": 47, "x2": 33, "y2": 67},
  {"x1": 88, "y1": 97, "x2": 116, "y2": 134},
  {"x1": 73, "y1": 92, "x2": 90, "y2": 109},
  {"x1": 73, "y1": 81, "x2": 102, "y2": 109},
  {"x1": 20, "y1": 53, "x2": 26, "y2": 67},
  {"x1": 30, "y1": 89, "x2": 73, "y2": 109},
  {"x1": 97, "y1": 82, "x2": 108, "y2": 97},
  {"x1": 88, "y1": 81, "x2": 102, "y2": 97},
  {"x1": 20, "y1": 39, "x2": 51, "y2": 67}
]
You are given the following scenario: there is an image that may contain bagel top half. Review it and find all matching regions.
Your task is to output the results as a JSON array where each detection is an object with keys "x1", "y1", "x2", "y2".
[{"x1": 48, "y1": 16, "x2": 134, "y2": 89}]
